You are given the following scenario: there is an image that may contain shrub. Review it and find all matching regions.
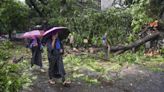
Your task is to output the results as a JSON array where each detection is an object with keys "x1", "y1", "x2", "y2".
[
  {"x1": 0, "y1": 41, "x2": 31, "y2": 92},
  {"x1": 0, "y1": 40, "x2": 13, "y2": 60}
]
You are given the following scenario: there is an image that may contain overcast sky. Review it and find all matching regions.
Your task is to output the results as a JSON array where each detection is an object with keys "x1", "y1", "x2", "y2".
[{"x1": 18, "y1": 0, "x2": 25, "y2": 3}]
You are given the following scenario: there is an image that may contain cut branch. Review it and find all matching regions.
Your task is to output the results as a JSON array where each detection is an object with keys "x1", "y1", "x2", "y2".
[{"x1": 12, "y1": 56, "x2": 24, "y2": 63}]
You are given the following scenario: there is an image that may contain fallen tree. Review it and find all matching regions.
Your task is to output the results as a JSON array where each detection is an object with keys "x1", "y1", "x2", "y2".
[{"x1": 110, "y1": 31, "x2": 160, "y2": 53}]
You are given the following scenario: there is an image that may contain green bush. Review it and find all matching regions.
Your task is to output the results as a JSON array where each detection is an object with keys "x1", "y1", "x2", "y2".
[
  {"x1": 160, "y1": 46, "x2": 164, "y2": 55},
  {"x1": 0, "y1": 61, "x2": 31, "y2": 92},
  {"x1": 0, "y1": 49, "x2": 11, "y2": 60},
  {"x1": 0, "y1": 40, "x2": 14, "y2": 49},
  {"x1": 68, "y1": 9, "x2": 132, "y2": 46},
  {"x1": 0, "y1": 40, "x2": 13, "y2": 60},
  {"x1": 110, "y1": 52, "x2": 142, "y2": 64},
  {"x1": 130, "y1": 0, "x2": 153, "y2": 33}
]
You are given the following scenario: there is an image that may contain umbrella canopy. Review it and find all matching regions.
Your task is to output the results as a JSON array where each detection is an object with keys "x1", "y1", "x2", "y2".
[
  {"x1": 42, "y1": 27, "x2": 70, "y2": 42},
  {"x1": 21, "y1": 30, "x2": 44, "y2": 39}
]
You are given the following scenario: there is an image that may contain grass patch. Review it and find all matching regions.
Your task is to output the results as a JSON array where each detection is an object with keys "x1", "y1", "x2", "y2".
[
  {"x1": 6, "y1": 42, "x2": 163, "y2": 86},
  {"x1": 148, "y1": 67, "x2": 164, "y2": 72},
  {"x1": 80, "y1": 76, "x2": 100, "y2": 85},
  {"x1": 64, "y1": 51, "x2": 164, "y2": 84},
  {"x1": 64, "y1": 54, "x2": 123, "y2": 84}
]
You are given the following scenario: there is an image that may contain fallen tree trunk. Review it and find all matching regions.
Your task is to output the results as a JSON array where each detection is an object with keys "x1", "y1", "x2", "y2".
[{"x1": 110, "y1": 32, "x2": 160, "y2": 52}]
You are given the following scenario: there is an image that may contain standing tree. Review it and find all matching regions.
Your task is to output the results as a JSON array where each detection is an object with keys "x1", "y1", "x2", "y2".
[{"x1": 0, "y1": 0, "x2": 29, "y2": 39}]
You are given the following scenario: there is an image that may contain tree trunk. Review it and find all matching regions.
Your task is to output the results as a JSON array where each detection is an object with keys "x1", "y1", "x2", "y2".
[
  {"x1": 110, "y1": 32, "x2": 160, "y2": 52},
  {"x1": 8, "y1": 30, "x2": 12, "y2": 40}
]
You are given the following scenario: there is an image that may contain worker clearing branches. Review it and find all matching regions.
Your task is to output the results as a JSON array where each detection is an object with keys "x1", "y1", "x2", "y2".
[
  {"x1": 102, "y1": 32, "x2": 110, "y2": 60},
  {"x1": 144, "y1": 20, "x2": 160, "y2": 56}
]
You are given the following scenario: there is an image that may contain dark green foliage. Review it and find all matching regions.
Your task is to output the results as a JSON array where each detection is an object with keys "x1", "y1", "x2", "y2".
[
  {"x1": 49, "y1": 8, "x2": 132, "y2": 46},
  {"x1": 23, "y1": 0, "x2": 163, "y2": 47},
  {"x1": 70, "y1": 9, "x2": 132, "y2": 46}
]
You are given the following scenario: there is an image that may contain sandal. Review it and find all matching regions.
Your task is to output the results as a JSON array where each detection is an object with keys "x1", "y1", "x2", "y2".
[
  {"x1": 48, "y1": 80, "x2": 56, "y2": 85},
  {"x1": 62, "y1": 81, "x2": 71, "y2": 87},
  {"x1": 40, "y1": 69, "x2": 45, "y2": 73}
]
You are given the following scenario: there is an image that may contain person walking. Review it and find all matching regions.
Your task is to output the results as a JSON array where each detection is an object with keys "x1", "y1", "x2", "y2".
[
  {"x1": 46, "y1": 33, "x2": 70, "y2": 86},
  {"x1": 28, "y1": 37, "x2": 44, "y2": 72}
]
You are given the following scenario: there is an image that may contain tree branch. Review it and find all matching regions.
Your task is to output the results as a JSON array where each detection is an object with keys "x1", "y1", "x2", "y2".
[{"x1": 28, "y1": 0, "x2": 44, "y2": 17}]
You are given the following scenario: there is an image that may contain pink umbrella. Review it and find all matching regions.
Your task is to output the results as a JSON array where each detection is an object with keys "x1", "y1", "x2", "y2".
[
  {"x1": 42, "y1": 27, "x2": 70, "y2": 41},
  {"x1": 43, "y1": 27, "x2": 67, "y2": 36},
  {"x1": 21, "y1": 30, "x2": 44, "y2": 39}
]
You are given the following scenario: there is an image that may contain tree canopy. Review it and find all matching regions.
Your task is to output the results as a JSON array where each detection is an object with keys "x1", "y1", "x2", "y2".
[{"x1": 0, "y1": 0, "x2": 29, "y2": 39}]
